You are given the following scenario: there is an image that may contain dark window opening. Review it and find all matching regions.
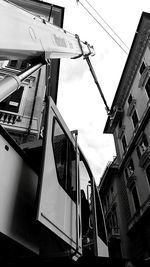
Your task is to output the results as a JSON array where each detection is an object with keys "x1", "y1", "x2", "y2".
[
  {"x1": 128, "y1": 94, "x2": 133, "y2": 105},
  {"x1": 20, "y1": 60, "x2": 30, "y2": 70},
  {"x1": 132, "y1": 110, "x2": 138, "y2": 128},
  {"x1": 125, "y1": 158, "x2": 134, "y2": 180},
  {"x1": 118, "y1": 120, "x2": 122, "y2": 129},
  {"x1": 0, "y1": 86, "x2": 24, "y2": 113},
  {"x1": 111, "y1": 207, "x2": 118, "y2": 228},
  {"x1": 132, "y1": 186, "x2": 140, "y2": 212},
  {"x1": 122, "y1": 135, "x2": 127, "y2": 152},
  {"x1": 139, "y1": 61, "x2": 146, "y2": 75},
  {"x1": 8, "y1": 60, "x2": 18, "y2": 69}
]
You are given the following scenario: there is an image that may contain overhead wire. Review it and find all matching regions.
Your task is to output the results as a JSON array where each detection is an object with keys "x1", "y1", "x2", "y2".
[
  {"x1": 84, "y1": 0, "x2": 129, "y2": 50},
  {"x1": 76, "y1": 0, "x2": 129, "y2": 55}
]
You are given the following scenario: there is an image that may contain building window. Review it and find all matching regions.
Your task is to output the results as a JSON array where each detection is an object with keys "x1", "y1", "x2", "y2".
[
  {"x1": 20, "y1": 60, "x2": 30, "y2": 70},
  {"x1": 125, "y1": 158, "x2": 137, "y2": 189},
  {"x1": 139, "y1": 61, "x2": 146, "y2": 75},
  {"x1": 125, "y1": 158, "x2": 134, "y2": 180},
  {"x1": 145, "y1": 77, "x2": 150, "y2": 98},
  {"x1": 128, "y1": 94, "x2": 133, "y2": 105},
  {"x1": 121, "y1": 134, "x2": 127, "y2": 152},
  {"x1": 118, "y1": 119, "x2": 122, "y2": 129},
  {"x1": 110, "y1": 186, "x2": 114, "y2": 201},
  {"x1": 103, "y1": 199, "x2": 106, "y2": 214},
  {"x1": 136, "y1": 133, "x2": 148, "y2": 158},
  {"x1": 131, "y1": 186, "x2": 140, "y2": 212},
  {"x1": 0, "y1": 86, "x2": 24, "y2": 113},
  {"x1": 127, "y1": 94, "x2": 136, "y2": 116},
  {"x1": 145, "y1": 164, "x2": 150, "y2": 186},
  {"x1": 111, "y1": 207, "x2": 118, "y2": 228},
  {"x1": 106, "y1": 216, "x2": 111, "y2": 235},
  {"x1": 106, "y1": 195, "x2": 109, "y2": 210},
  {"x1": 8, "y1": 60, "x2": 18, "y2": 69},
  {"x1": 132, "y1": 110, "x2": 138, "y2": 128}
]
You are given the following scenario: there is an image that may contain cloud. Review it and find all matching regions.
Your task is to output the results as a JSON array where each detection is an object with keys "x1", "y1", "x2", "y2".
[
  {"x1": 77, "y1": 123, "x2": 116, "y2": 184},
  {"x1": 60, "y1": 58, "x2": 87, "y2": 83}
]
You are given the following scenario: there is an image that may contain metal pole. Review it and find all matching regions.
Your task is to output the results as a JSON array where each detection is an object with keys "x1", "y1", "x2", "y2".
[
  {"x1": 0, "y1": 63, "x2": 43, "y2": 102},
  {"x1": 19, "y1": 63, "x2": 42, "y2": 82},
  {"x1": 85, "y1": 56, "x2": 110, "y2": 115}
]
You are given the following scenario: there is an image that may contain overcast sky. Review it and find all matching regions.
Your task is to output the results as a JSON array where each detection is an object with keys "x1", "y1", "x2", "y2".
[{"x1": 45, "y1": 0, "x2": 150, "y2": 184}]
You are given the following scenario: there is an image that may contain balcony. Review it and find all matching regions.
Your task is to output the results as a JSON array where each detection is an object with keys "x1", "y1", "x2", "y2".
[
  {"x1": 127, "y1": 99, "x2": 136, "y2": 116},
  {"x1": 0, "y1": 110, "x2": 21, "y2": 125},
  {"x1": 139, "y1": 146, "x2": 150, "y2": 168}
]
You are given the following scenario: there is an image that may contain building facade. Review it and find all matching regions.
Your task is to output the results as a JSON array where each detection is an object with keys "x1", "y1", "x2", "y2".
[{"x1": 99, "y1": 12, "x2": 150, "y2": 262}]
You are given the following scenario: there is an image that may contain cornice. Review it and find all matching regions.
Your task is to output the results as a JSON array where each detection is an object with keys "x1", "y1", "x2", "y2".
[{"x1": 104, "y1": 14, "x2": 150, "y2": 134}]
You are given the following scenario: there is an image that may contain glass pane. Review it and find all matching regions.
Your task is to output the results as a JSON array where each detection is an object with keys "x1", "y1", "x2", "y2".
[{"x1": 52, "y1": 119, "x2": 77, "y2": 202}]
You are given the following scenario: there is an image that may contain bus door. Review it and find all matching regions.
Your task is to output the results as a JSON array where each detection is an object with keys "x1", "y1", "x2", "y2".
[{"x1": 36, "y1": 97, "x2": 82, "y2": 256}]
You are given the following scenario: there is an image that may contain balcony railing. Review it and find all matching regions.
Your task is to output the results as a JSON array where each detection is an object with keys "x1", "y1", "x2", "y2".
[{"x1": 0, "y1": 110, "x2": 21, "y2": 125}]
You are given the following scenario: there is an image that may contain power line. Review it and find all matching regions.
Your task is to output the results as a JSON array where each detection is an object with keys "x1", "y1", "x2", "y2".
[
  {"x1": 76, "y1": 0, "x2": 128, "y2": 55},
  {"x1": 84, "y1": 0, "x2": 129, "y2": 50}
]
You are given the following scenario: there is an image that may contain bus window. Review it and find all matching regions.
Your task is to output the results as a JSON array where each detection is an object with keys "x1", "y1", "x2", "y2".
[{"x1": 52, "y1": 118, "x2": 77, "y2": 202}]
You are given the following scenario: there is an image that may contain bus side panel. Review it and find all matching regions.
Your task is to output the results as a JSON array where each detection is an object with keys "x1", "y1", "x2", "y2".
[{"x1": 0, "y1": 131, "x2": 39, "y2": 254}]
